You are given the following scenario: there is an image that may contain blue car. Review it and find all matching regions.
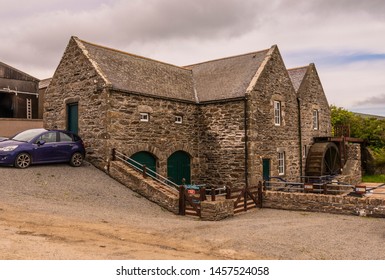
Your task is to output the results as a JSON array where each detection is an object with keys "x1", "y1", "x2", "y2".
[{"x1": 0, "y1": 128, "x2": 86, "y2": 168}]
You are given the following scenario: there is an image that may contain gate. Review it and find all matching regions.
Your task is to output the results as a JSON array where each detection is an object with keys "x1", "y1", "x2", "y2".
[
  {"x1": 178, "y1": 185, "x2": 206, "y2": 217},
  {"x1": 226, "y1": 182, "x2": 263, "y2": 214}
]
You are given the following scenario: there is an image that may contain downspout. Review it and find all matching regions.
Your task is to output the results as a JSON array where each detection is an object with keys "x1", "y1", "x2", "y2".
[
  {"x1": 297, "y1": 97, "x2": 303, "y2": 178},
  {"x1": 244, "y1": 97, "x2": 249, "y2": 189}
]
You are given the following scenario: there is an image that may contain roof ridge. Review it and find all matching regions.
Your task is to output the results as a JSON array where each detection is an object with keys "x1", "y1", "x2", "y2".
[
  {"x1": 287, "y1": 65, "x2": 309, "y2": 71},
  {"x1": 184, "y1": 49, "x2": 270, "y2": 68},
  {"x1": 76, "y1": 37, "x2": 191, "y2": 72}
]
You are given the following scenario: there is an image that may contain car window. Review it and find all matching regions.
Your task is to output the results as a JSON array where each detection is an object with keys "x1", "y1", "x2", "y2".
[
  {"x1": 59, "y1": 132, "x2": 73, "y2": 142},
  {"x1": 36, "y1": 132, "x2": 57, "y2": 143}
]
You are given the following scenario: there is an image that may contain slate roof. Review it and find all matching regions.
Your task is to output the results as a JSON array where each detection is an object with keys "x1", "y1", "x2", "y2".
[
  {"x1": 77, "y1": 38, "x2": 196, "y2": 102},
  {"x1": 74, "y1": 37, "x2": 272, "y2": 103},
  {"x1": 287, "y1": 66, "x2": 308, "y2": 92},
  {"x1": 185, "y1": 50, "x2": 269, "y2": 102},
  {"x1": 39, "y1": 78, "x2": 52, "y2": 89}
]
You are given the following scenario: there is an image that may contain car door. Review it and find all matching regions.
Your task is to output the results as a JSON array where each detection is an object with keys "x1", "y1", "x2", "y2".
[
  {"x1": 55, "y1": 132, "x2": 76, "y2": 161},
  {"x1": 32, "y1": 131, "x2": 59, "y2": 163}
]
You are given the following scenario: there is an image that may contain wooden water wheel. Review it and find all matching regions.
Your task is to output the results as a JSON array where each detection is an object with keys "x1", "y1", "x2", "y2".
[{"x1": 305, "y1": 142, "x2": 341, "y2": 176}]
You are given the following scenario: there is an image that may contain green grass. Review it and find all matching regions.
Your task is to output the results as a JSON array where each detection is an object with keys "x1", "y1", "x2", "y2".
[{"x1": 362, "y1": 174, "x2": 385, "y2": 183}]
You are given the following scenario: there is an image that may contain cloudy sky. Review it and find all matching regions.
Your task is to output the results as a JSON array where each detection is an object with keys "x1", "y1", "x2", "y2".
[{"x1": 1, "y1": 0, "x2": 384, "y2": 115}]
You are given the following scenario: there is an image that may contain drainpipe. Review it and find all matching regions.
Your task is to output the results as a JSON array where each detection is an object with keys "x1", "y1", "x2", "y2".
[
  {"x1": 297, "y1": 97, "x2": 303, "y2": 179},
  {"x1": 244, "y1": 97, "x2": 249, "y2": 189}
]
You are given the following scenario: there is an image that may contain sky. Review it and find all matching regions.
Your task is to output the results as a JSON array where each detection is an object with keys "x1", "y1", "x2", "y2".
[{"x1": 1, "y1": 0, "x2": 384, "y2": 116}]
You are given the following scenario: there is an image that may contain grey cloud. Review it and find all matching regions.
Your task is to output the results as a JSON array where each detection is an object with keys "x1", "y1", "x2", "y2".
[{"x1": 355, "y1": 93, "x2": 385, "y2": 106}]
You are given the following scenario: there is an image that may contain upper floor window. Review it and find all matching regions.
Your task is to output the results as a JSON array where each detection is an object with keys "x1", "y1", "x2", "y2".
[
  {"x1": 313, "y1": 110, "x2": 319, "y2": 130},
  {"x1": 278, "y1": 151, "x2": 285, "y2": 175},
  {"x1": 175, "y1": 115, "x2": 183, "y2": 124},
  {"x1": 274, "y1": 101, "x2": 281, "y2": 126},
  {"x1": 140, "y1": 112, "x2": 149, "y2": 122}
]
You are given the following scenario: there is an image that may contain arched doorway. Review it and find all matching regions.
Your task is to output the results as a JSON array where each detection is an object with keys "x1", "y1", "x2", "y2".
[
  {"x1": 167, "y1": 151, "x2": 191, "y2": 185},
  {"x1": 130, "y1": 151, "x2": 157, "y2": 174}
]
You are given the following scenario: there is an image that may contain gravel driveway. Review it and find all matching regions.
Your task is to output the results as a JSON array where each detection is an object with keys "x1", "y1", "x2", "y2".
[{"x1": 1, "y1": 162, "x2": 385, "y2": 260}]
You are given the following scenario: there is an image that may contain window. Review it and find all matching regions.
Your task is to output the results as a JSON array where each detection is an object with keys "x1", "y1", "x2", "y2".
[
  {"x1": 278, "y1": 151, "x2": 285, "y2": 175},
  {"x1": 313, "y1": 110, "x2": 319, "y2": 130},
  {"x1": 59, "y1": 132, "x2": 73, "y2": 142},
  {"x1": 36, "y1": 132, "x2": 57, "y2": 143},
  {"x1": 175, "y1": 115, "x2": 183, "y2": 124},
  {"x1": 302, "y1": 145, "x2": 307, "y2": 159},
  {"x1": 140, "y1": 113, "x2": 149, "y2": 122},
  {"x1": 274, "y1": 101, "x2": 281, "y2": 126}
]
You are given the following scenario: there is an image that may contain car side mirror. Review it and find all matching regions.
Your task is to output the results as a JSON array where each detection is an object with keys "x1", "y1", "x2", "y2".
[{"x1": 37, "y1": 140, "x2": 46, "y2": 146}]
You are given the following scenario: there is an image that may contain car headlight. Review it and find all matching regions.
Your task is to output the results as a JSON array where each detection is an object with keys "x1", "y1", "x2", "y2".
[{"x1": 0, "y1": 145, "x2": 18, "y2": 152}]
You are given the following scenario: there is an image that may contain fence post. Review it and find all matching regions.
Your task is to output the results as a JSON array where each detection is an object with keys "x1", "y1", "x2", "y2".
[
  {"x1": 200, "y1": 187, "x2": 206, "y2": 201},
  {"x1": 179, "y1": 185, "x2": 186, "y2": 216},
  {"x1": 211, "y1": 186, "x2": 216, "y2": 201},
  {"x1": 111, "y1": 148, "x2": 116, "y2": 161},
  {"x1": 142, "y1": 164, "x2": 147, "y2": 178},
  {"x1": 226, "y1": 186, "x2": 231, "y2": 199},
  {"x1": 323, "y1": 184, "x2": 328, "y2": 195},
  {"x1": 244, "y1": 187, "x2": 247, "y2": 211},
  {"x1": 258, "y1": 181, "x2": 263, "y2": 208}
]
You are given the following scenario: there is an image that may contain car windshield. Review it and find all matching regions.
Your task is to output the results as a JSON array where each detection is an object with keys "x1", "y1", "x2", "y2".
[{"x1": 12, "y1": 129, "x2": 47, "y2": 142}]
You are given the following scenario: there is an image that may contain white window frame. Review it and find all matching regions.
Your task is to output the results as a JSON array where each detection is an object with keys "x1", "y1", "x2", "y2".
[
  {"x1": 140, "y1": 112, "x2": 149, "y2": 122},
  {"x1": 302, "y1": 145, "x2": 307, "y2": 159},
  {"x1": 278, "y1": 151, "x2": 285, "y2": 175},
  {"x1": 175, "y1": 115, "x2": 183, "y2": 124},
  {"x1": 274, "y1": 101, "x2": 281, "y2": 126},
  {"x1": 313, "y1": 109, "x2": 319, "y2": 130}
]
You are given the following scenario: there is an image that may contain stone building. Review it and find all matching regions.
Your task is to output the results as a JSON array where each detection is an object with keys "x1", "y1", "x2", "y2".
[{"x1": 44, "y1": 36, "x2": 332, "y2": 188}]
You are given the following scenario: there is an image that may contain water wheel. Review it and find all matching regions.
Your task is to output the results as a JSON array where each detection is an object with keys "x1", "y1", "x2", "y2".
[{"x1": 305, "y1": 142, "x2": 341, "y2": 176}]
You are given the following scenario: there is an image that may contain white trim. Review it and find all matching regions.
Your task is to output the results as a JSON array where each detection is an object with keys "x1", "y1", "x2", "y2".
[
  {"x1": 274, "y1": 101, "x2": 281, "y2": 126},
  {"x1": 140, "y1": 112, "x2": 149, "y2": 122}
]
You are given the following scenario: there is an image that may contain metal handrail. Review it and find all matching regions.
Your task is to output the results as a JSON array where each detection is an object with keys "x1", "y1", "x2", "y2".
[{"x1": 113, "y1": 149, "x2": 179, "y2": 191}]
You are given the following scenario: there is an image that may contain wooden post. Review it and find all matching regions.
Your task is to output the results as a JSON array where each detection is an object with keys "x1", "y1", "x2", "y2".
[
  {"x1": 244, "y1": 187, "x2": 247, "y2": 211},
  {"x1": 200, "y1": 187, "x2": 206, "y2": 201},
  {"x1": 211, "y1": 186, "x2": 216, "y2": 201},
  {"x1": 226, "y1": 186, "x2": 231, "y2": 199},
  {"x1": 258, "y1": 181, "x2": 263, "y2": 208},
  {"x1": 142, "y1": 164, "x2": 147, "y2": 178},
  {"x1": 111, "y1": 148, "x2": 116, "y2": 161},
  {"x1": 179, "y1": 185, "x2": 186, "y2": 215},
  {"x1": 323, "y1": 184, "x2": 328, "y2": 195}
]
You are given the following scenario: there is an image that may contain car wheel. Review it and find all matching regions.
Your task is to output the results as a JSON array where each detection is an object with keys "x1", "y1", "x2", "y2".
[
  {"x1": 15, "y1": 153, "x2": 31, "y2": 169},
  {"x1": 70, "y1": 152, "x2": 83, "y2": 167}
]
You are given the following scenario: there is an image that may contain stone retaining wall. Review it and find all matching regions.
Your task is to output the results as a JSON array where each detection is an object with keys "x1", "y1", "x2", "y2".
[
  {"x1": 200, "y1": 200, "x2": 234, "y2": 221},
  {"x1": 109, "y1": 161, "x2": 179, "y2": 214},
  {"x1": 263, "y1": 191, "x2": 385, "y2": 217}
]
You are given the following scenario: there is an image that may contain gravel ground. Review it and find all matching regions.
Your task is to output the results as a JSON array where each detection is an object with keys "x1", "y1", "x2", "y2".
[{"x1": 1, "y1": 162, "x2": 385, "y2": 260}]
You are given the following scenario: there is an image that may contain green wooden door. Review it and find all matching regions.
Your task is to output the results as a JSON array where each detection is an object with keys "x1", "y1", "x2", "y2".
[
  {"x1": 130, "y1": 152, "x2": 156, "y2": 174},
  {"x1": 263, "y1": 158, "x2": 271, "y2": 181},
  {"x1": 167, "y1": 151, "x2": 191, "y2": 185},
  {"x1": 67, "y1": 103, "x2": 78, "y2": 134}
]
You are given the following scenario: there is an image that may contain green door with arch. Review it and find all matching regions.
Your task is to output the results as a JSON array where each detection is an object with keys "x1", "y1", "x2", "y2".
[
  {"x1": 167, "y1": 151, "x2": 191, "y2": 185},
  {"x1": 130, "y1": 152, "x2": 156, "y2": 175}
]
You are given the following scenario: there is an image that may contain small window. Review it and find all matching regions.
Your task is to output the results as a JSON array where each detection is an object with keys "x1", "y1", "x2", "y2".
[
  {"x1": 140, "y1": 113, "x2": 149, "y2": 122},
  {"x1": 313, "y1": 110, "x2": 319, "y2": 130},
  {"x1": 278, "y1": 151, "x2": 285, "y2": 175},
  {"x1": 274, "y1": 101, "x2": 281, "y2": 126},
  {"x1": 175, "y1": 115, "x2": 183, "y2": 124},
  {"x1": 302, "y1": 145, "x2": 307, "y2": 159}
]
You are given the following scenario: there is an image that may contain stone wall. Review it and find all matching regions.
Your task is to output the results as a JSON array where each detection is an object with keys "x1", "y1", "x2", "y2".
[
  {"x1": 200, "y1": 200, "x2": 234, "y2": 221},
  {"x1": 198, "y1": 100, "x2": 246, "y2": 188},
  {"x1": 339, "y1": 143, "x2": 362, "y2": 185},
  {"x1": 263, "y1": 191, "x2": 385, "y2": 217},
  {"x1": 109, "y1": 161, "x2": 179, "y2": 214},
  {"x1": 247, "y1": 46, "x2": 301, "y2": 184},
  {"x1": 107, "y1": 91, "x2": 200, "y2": 181},
  {"x1": 298, "y1": 64, "x2": 332, "y2": 175},
  {"x1": 43, "y1": 37, "x2": 110, "y2": 170}
]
